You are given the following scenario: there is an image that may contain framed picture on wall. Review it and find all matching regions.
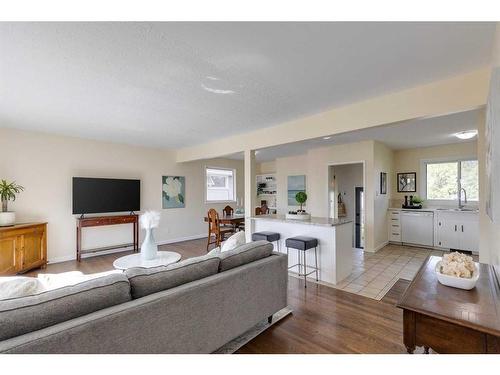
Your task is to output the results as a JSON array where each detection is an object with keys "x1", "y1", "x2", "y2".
[
  {"x1": 380, "y1": 172, "x2": 387, "y2": 195},
  {"x1": 287, "y1": 175, "x2": 306, "y2": 206},
  {"x1": 162, "y1": 176, "x2": 186, "y2": 209},
  {"x1": 397, "y1": 172, "x2": 416, "y2": 193}
]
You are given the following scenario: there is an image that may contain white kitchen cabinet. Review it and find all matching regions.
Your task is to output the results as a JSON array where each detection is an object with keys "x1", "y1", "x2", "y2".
[
  {"x1": 435, "y1": 211, "x2": 479, "y2": 252},
  {"x1": 388, "y1": 210, "x2": 401, "y2": 242}
]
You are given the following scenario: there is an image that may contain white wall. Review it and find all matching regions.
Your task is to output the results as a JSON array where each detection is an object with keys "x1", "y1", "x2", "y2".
[
  {"x1": 479, "y1": 23, "x2": 500, "y2": 265},
  {"x1": 0, "y1": 128, "x2": 244, "y2": 263}
]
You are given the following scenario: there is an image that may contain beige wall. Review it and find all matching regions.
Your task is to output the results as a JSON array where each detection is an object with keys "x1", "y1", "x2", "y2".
[
  {"x1": 0, "y1": 128, "x2": 244, "y2": 263},
  {"x1": 275, "y1": 155, "x2": 308, "y2": 213},
  {"x1": 256, "y1": 161, "x2": 276, "y2": 175},
  {"x1": 392, "y1": 141, "x2": 478, "y2": 205},
  {"x1": 373, "y1": 142, "x2": 394, "y2": 248}
]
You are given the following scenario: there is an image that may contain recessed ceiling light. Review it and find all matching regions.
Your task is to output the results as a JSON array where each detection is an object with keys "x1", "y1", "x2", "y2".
[
  {"x1": 454, "y1": 130, "x2": 478, "y2": 140},
  {"x1": 201, "y1": 83, "x2": 235, "y2": 95},
  {"x1": 323, "y1": 136, "x2": 331, "y2": 140}
]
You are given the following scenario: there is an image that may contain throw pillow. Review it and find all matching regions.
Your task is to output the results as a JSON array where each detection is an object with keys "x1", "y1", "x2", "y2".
[
  {"x1": 0, "y1": 276, "x2": 45, "y2": 300},
  {"x1": 221, "y1": 231, "x2": 246, "y2": 252},
  {"x1": 37, "y1": 270, "x2": 122, "y2": 290}
]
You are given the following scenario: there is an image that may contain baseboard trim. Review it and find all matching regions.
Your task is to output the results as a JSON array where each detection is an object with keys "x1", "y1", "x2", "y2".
[
  {"x1": 364, "y1": 241, "x2": 389, "y2": 253},
  {"x1": 48, "y1": 233, "x2": 207, "y2": 264}
]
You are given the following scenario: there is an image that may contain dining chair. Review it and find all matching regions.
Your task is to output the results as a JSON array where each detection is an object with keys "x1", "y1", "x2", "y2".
[
  {"x1": 255, "y1": 206, "x2": 269, "y2": 215},
  {"x1": 206, "y1": 208, "x2": 234, "y2": 251},
  {"x1": 223, "y1": 205, "x2": 234, "y2": 217},
  {"x1": 222, "y1": 205, "x2": 240, "y2": 231}
]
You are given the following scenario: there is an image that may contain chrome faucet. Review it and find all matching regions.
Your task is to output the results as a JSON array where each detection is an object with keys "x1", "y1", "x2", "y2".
[{"x1": 458, "y1": 187, "x2": 467, "y2": 209}]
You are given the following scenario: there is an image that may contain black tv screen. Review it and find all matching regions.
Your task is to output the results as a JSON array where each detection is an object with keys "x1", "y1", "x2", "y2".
[{"x1": 72, "y1": 177, "x2": 140, "y2": 215}]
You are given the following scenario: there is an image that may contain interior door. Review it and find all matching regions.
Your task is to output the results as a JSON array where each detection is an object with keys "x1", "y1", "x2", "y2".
[
  {"x1": 0, "y1": 236, "x2": 19, "y2": 275},
  {"x1": 355, "y1": 187, "x2": 364, "y2": 249}
]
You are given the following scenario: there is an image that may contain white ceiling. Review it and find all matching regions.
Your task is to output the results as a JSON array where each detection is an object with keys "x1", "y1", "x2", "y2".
[
  {"x1": 0, "y1": 22, "x2": 495, "y2": 148},
  {"x1": 228, "y1": 109, "x2": 482, "y2": 162}
]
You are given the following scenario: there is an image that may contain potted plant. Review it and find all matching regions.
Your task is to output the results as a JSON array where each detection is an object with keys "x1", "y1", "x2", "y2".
[
  {"x1": 411, "y1": 195, "x2": 424, "y2": 208},
  {"x1": 285, "y1": 191, "x2": 311, "y2": 220},
  {"x1": 0, "y1": 180, "x2": 24, "y2": 226},
  {"x1": 295, "y1": 191, "x2": 308, "y2": 213}
]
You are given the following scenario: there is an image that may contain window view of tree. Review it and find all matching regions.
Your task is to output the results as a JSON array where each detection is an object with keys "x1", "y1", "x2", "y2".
[
  {"x1": 460, "y1": 160, "x2": 479, "y2": 201},
  {"x1": 426, "y1": 162, "x2": 458, "y2": 200},
  {"x1": 426, "y1": 159, "x2": 478, "y2": 202}
]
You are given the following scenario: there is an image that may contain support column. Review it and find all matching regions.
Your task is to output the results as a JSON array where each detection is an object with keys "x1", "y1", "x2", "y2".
[{"x1": 244, "y1": 149, "x2": 256, "y2": 242}]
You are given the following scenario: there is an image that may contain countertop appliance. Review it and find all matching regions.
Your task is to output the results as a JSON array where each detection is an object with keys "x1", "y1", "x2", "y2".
[{"x1": 401, "y1": 211, "x2": 434, "y2": 247}]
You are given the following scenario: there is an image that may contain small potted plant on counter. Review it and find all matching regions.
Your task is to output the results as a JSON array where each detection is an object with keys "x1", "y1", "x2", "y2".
[
  {"x1": 286, "y1": 191, "x2": 311, "y2": 220},
  {"x1": 0, "y1": 180, "x2": 24, "y2": 226}
]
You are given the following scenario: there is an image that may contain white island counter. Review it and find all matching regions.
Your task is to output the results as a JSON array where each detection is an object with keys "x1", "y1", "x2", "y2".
[{"x1": 249, "y1": 215, "x2": 353, "y2": 285}]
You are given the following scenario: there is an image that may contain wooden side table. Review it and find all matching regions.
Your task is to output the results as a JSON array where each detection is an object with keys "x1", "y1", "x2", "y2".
[
  {"x1": 76, "y1": 214, "x2": 139, "y2": 261},
  {"x1": 398, "y1": 256, "x2": 500, "y2": 354}
]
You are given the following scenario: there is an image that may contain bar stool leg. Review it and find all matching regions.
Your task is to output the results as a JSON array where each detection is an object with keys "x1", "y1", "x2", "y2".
[
  {"x1": 303, "y1": 250, "x2": 307, "y2": 288},
  {"x1": 314, "y1": 246, "x2": 319, "y2": 282},
  {"x1": 297, "y1": 249, "x2": 301, "y2": 276}
]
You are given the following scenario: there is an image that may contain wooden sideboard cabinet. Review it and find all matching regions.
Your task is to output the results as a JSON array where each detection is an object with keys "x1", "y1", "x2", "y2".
[{"x1": 0, "y1": 223, "x2": 47, "y2": 275}]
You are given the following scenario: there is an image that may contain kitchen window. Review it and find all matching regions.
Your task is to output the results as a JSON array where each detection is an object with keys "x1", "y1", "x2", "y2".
[
  {"x1": 423, "y1": 159, "x2": 478, "y2": 202},
  {"x1": 206, "y1": 167, "x2": 236, "y2": 202}
]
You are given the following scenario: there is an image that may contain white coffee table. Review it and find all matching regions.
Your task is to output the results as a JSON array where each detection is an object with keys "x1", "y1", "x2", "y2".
[{"x1": 113, "y1": 251, "x2": 181, "y2": 270}]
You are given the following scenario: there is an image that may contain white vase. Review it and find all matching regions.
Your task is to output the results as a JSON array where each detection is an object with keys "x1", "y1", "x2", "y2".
[
  {"x1": 141, "y1": 228, "x2": 158, "y2": 260},
  {"x1": 0, "y1": 212, "x2": 16, "y2": 227}
]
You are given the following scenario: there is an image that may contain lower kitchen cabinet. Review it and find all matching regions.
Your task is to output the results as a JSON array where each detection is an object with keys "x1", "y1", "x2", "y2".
[
  {"x1": 435, "y1": 211, "x2": 479, "y2": 252},
  {"x1": 0, "y1": 222, "x2": 47, "y2": 275}
]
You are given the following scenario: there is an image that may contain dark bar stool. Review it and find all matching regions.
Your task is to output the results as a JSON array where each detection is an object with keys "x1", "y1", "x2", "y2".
[
  {"x1": 252, "y1": 231, "x2": 281, "y2": 252},
  {"x1": 285, "y1": 236, "x2": 319, "y2": 288}
]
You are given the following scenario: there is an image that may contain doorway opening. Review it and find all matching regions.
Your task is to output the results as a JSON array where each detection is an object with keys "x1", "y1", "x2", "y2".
[{"x1": 328, "y1": 162, "x2": 365, "y2": 250}]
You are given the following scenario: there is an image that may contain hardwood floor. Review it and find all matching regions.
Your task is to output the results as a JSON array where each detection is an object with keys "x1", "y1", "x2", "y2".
[{"x1": 26, "y1": 238, "x2": 412, "y2": 354}]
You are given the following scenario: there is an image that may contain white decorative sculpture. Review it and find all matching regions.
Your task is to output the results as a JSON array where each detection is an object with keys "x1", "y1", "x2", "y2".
[{"x1": 140, "y1": 211, "x2": 161, "y2": 260}]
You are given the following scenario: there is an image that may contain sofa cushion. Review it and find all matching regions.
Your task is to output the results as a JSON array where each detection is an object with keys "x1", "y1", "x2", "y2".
[
  {"x1": 0, "y1": 272, "x2": 131, "y2": 341},
  {"x1": 218, "y1": 240, "x2": 273, "y2": 272},
  {"x1": 125, "y1": 255, "x2": 220, "y2": 299}
]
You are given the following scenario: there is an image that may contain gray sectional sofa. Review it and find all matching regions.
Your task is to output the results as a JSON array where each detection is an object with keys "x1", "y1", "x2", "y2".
[{"x1": 0, "y1": 241, "x2": 288, "y2": 353}]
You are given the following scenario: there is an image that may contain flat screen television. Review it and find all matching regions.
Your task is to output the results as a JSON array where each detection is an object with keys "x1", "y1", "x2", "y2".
[{"x1": 72, "y1": 177, "x2": 140, "y2": 215}]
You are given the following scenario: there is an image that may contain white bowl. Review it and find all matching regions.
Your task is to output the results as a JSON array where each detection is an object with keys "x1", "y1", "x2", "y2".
[{"x1": 435, "y1": 260, "x2": 480, "y2": 290}]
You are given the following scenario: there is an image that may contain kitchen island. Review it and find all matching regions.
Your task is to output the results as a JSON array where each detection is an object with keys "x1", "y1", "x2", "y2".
[{"x1": 249, "y1": 215, "x2": 353, "y2": 285}]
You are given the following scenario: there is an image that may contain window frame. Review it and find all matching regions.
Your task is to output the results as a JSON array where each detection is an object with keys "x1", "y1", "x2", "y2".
[
  {"x1": 205, "y1": 166, "x2": 237, "y2": 204},
  {"x1": 420, "y1": 156, "x2": 478, "y2": 206}
]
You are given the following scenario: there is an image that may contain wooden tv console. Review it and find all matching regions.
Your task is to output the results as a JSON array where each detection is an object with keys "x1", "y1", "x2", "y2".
[{"x1": 76, "y1": 214, "x2": 139, "y2": 262}]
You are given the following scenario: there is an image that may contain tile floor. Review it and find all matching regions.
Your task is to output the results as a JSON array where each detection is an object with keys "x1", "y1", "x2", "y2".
[
  {"x1": 294, "y1": 243, "x2": 445, "y2": 300},
  {"x1": 336, "y1": 244, "x2": 445, "y2": 300}
]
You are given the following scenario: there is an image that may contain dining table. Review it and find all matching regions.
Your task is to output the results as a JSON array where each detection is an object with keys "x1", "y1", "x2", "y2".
[{"x1": 203, "y1": 214, "x2": 245, "y2": 226}]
